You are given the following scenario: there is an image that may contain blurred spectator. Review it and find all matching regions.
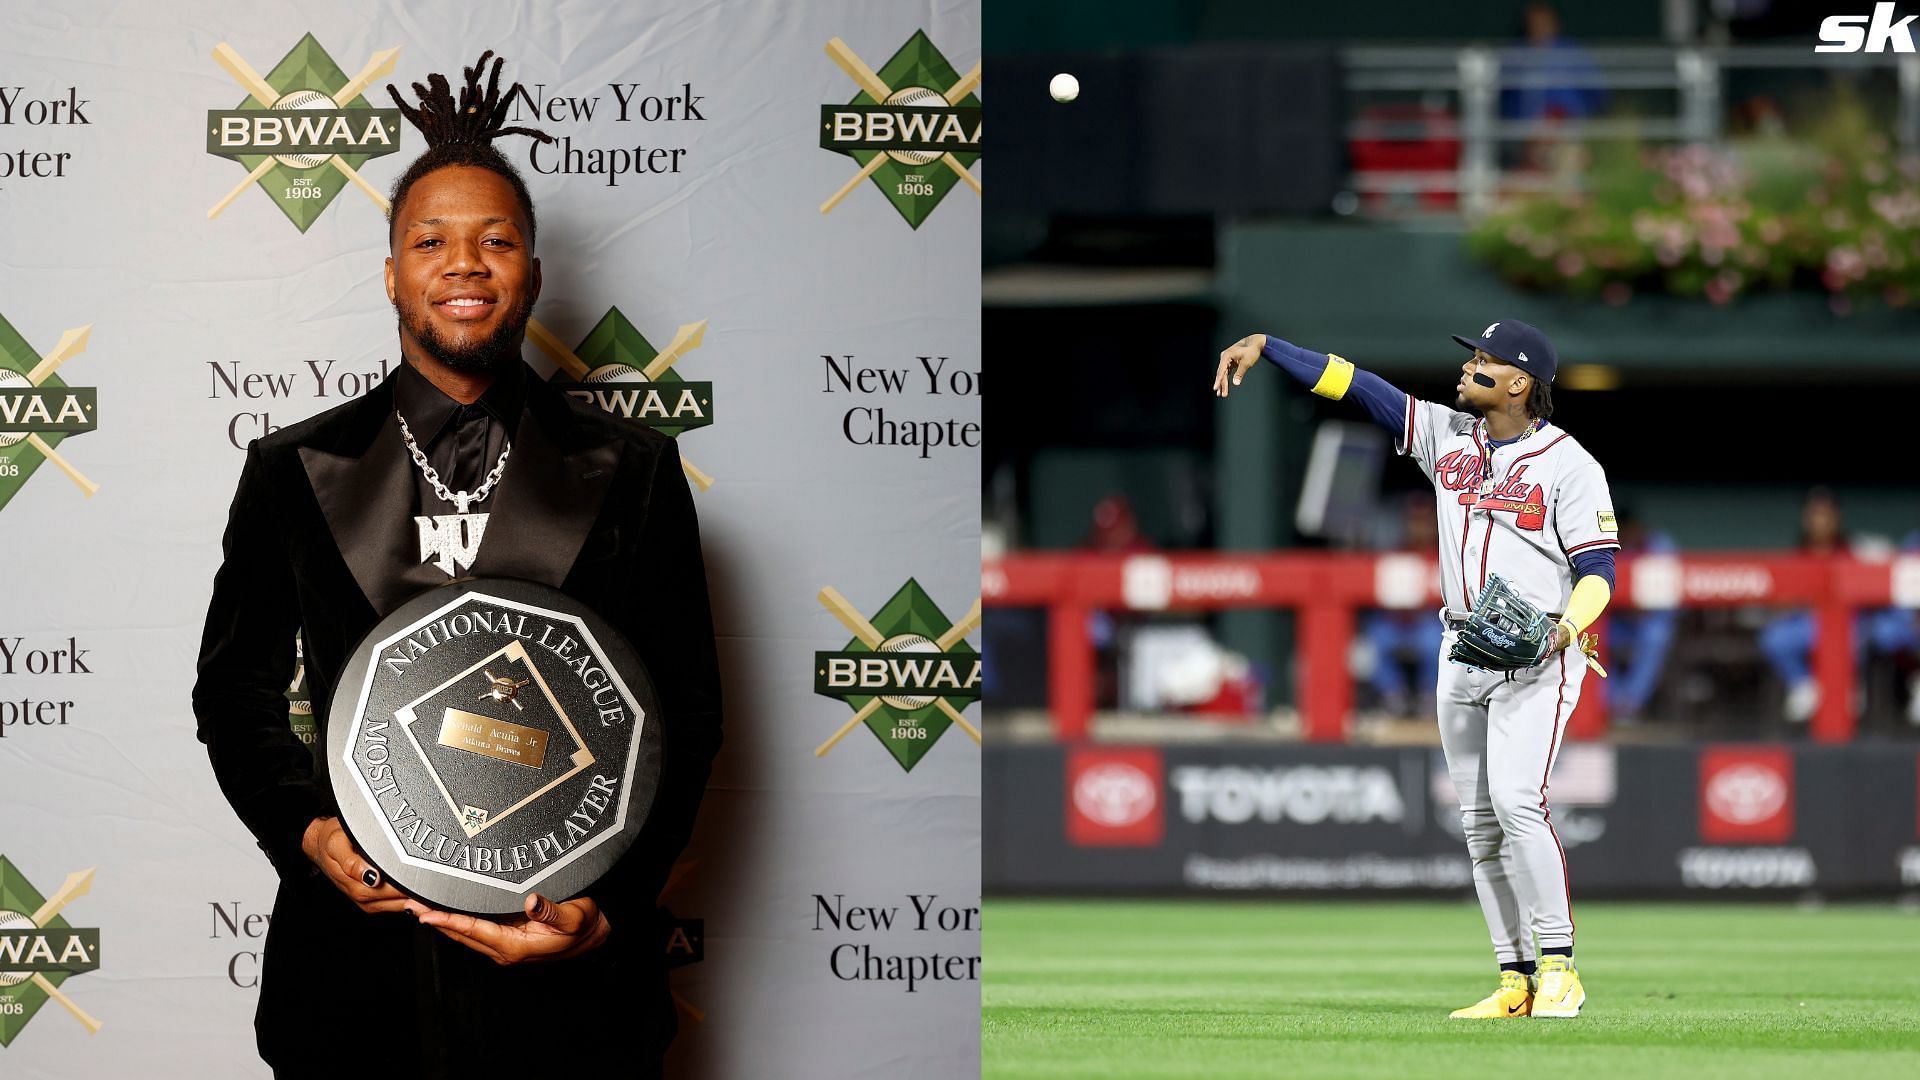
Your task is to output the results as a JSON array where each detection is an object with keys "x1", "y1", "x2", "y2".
[
  {"x1": 1358, "y1": 496, "x2": 1442, "y2": 718},
  {"x1": 1500, "y1": 2, "x2": 1606, "y2": 176},
  {"x1": 1500, "y1": 3, "x2": 1607, "y2": 124},
  {"x1": 1081, "y1": 494, "x2": 1156, "y2": 708},
  {"x1": 1756, "y1": 488, "x2": 1920, "y2": 723},
  {"x1": 1082, "y1": 494, "x2": 1154, "y2": 553},
  {"x1": 1605, "y1": 510, "x2": 1678, "y2": 722}
]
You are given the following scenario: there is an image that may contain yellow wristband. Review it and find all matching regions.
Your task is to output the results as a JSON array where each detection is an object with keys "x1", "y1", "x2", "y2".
[
  {"x1": 1311, "y1": 354, "x2": 1355, "y2": 400},
  {"x1": 1561, "y1": 574, "x2": 1612, "y2": 633}
]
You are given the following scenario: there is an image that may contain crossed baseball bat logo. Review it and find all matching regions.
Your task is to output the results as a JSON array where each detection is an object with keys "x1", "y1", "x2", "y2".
[
  {"x1": 10, "y1": 868, "x2": 101, "y2": 1036},
  {"x1": 529, "y1": 318, "x2": 716, "y2": 491},
  {"x1": 4, "y1": 325, "x2": 98, "y2": 498},
  {"x1": 820, "y1": 38, "x2": 982, "y2": 215},
  {"x1": 206, "y1": 43, "x2": 401, "y2": 220},
  {"x1": 814, "y1": 587, "x2": 982, "y2": 757}
]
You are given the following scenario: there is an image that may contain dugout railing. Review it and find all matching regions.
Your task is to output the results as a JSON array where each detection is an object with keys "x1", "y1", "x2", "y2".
[{"x1": 983, "y1": 551, "x2": 1920, "y2": 743}]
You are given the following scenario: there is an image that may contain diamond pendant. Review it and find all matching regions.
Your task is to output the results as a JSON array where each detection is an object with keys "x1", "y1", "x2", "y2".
[{"x1": 416, "y1": 512, "x2": 489, "y2": 576}]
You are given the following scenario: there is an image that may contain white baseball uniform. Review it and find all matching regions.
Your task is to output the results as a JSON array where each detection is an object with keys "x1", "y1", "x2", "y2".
[{"x1": 1398, "y1": 397, "x2": 1619, "y2": 959}]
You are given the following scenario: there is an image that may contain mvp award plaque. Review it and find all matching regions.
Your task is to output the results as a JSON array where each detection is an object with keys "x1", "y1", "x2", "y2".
[{"x1": 327, "y1": 579, "x2": 663, "y2": 914}]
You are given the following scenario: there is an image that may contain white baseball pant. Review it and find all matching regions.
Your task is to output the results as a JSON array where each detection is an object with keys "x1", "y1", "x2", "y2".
[{"x1": 1436, "y1": 631, "x2": 1584, "y2": 960}]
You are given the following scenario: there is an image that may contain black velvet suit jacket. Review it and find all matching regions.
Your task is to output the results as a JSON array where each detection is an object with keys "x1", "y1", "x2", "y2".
[{"x1": 191, "y1": 365, "x2": 722, "y2": 1075}]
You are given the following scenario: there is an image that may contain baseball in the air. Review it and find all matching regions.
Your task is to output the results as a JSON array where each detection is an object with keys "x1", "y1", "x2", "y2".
[{"x1": 1050, "y1": 72, "x2": 1079, "y2": 103}]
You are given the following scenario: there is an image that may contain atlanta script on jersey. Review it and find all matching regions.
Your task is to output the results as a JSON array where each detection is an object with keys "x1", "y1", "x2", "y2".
[{"x1": 1399, "y1": 399, "x2": 1618, "y2": 616}]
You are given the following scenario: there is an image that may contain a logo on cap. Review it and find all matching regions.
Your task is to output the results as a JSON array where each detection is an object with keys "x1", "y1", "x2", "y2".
[
  {"x1": 1517, "y1": 351, "x2": 1529, "y2": 365},
  {"x1": 1482, "y1": 322, "x2": 1499, "y2": 338}
]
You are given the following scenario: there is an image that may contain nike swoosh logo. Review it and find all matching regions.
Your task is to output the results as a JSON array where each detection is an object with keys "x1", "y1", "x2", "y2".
[{"x1": 1508, "y1": 1002, "x2": 1525, "y2": 1014}]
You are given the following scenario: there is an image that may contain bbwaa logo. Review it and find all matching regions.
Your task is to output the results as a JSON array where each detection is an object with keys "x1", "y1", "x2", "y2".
[
  {"x1": 1817, "y1": 4, "x2": 1917, "y2": 52},
  {"x1": 812, "y1": 581, "x2": 980, "y2": 770},
  {"x1": 203, "y1": 35, "x2": 403, "y2": 231},
  {"x1": 0, "y1": 859, "x2": 100, "y2": 1046},
  {"x1": 818, "y1": 33, "x2": 981, "y2": 228},
  {"x1": 533, "y1": 307, "x2": 716, "y2": 491},
  {"x1": 0, "y1": 317, "x2": 99, "y2": 510}
]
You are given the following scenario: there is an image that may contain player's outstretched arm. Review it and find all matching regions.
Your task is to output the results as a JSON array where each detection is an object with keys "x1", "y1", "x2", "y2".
[{"x1": 1214, "y1": 332, "x2": 1411, "y2": 438}]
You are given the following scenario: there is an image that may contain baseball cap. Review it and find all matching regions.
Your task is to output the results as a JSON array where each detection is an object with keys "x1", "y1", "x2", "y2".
[{"x1": 1451, "y1": 319, "x2": 1557, "y2": 383}]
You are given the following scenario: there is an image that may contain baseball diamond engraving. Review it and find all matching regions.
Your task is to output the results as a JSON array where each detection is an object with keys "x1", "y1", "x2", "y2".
[{"x1": 328, "y1": 579, "x2": 663, "y2": 914}]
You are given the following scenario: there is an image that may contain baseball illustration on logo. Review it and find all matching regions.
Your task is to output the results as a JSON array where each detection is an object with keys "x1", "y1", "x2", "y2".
[
  {"x1": 533, "y1": 307, "x2": 717, "y2": 490},
  {"x1": 818, "y1": 31, "x2": 981, "y2": 228},
  {"x1": 203, "y1": 34, "x2": 404, "y2": 232},
  {"x1": 0, "y1": 316, "x2": 98, "y2": 511},
  {"x1": 812, "y1": 581, "x2": 981, "y2": 770},
  {"x1": 0, "y1": 858, "x2": 101, "y2": 1046}
]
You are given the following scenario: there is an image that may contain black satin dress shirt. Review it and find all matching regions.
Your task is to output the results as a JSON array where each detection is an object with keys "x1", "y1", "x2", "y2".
[{"x1": 392, "y1": 359, "x2": 526, "y2": 514}]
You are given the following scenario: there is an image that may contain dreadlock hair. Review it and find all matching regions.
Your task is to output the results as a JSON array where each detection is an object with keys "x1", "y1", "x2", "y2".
[
  {"x1": 1527, "y1": 376, "x2": 1554, "y2": 420},
  {"x1": 385, "y1": 51, "x2": 554, "y2": 248}
]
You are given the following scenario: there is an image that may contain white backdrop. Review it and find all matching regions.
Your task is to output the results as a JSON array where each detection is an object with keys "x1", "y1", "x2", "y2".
[{"x1": 0, "y1": 1, "x2": 981, "y2": 1076}]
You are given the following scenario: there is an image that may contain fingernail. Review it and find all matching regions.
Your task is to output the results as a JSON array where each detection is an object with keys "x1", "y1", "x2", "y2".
[{"x1": 361, "y1": 868, "x2": 381, "y2": 888}]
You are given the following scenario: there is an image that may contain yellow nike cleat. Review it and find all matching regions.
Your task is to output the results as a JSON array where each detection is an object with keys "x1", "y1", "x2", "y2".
[
  {"x1": 1448, "y1": 970, "x2": 1533, "y2": 1019},
  {"x1": 1531, "y1": 955, "x2": 1585, "y2": 1017}
]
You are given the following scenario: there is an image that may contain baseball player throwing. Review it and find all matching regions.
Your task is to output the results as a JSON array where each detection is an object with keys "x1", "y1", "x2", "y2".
[{"x1": 1213, "y1": 320, "x2": 1618, "y2": 1019}]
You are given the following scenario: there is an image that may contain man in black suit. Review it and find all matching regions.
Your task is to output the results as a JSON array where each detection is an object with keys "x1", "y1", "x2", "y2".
[{"x1": 192, "y1": 54, "x2": 721, "y2": 1078}]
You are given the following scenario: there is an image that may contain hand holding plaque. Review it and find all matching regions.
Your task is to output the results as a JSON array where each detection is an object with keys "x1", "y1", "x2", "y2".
[
  {"x1": 412, "y1": 891, "x2": 612, "y2": 964},
  {"x1": 302, "y1": 816, "x2": 415, "y2": 914}
]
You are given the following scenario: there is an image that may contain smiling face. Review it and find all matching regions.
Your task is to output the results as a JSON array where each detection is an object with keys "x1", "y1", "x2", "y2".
[
  {"x1": 385, "y1": 165, "x2": 541, "y2": 375},
  {"x1": 1454, "y1": 348, "x2": 1530, "y2": 415}
]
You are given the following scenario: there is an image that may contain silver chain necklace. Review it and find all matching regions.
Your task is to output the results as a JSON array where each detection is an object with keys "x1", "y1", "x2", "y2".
[
  {"x1": 398, "y1": 410, "x2": 512, "y2": 576},
  {"x1": 397, "y1": 412, "x2": 511, "y2": 513}
]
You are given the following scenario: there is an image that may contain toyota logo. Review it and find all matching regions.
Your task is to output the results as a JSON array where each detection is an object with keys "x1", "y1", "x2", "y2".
[
  {"x1": 1073, "y1": 762, "x2": 1158, "y2": 827},
  {"x1": 1705, "y1": 763, "x2": 1787, "y2": 825}
]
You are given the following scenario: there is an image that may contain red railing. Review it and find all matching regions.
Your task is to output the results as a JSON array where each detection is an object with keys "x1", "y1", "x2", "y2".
[{"x1": 983, "y1": 552, "x2": 1920, "y2": 744}]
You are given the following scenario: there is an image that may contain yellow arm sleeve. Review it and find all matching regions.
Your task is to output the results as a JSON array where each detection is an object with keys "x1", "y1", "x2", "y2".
[
  {"x1": 1311, "y1": 354, "x2": 1355, "y2": 400},
  {"x1": 1558, "y1": 574, "x2": 1612, "y2": 638}
]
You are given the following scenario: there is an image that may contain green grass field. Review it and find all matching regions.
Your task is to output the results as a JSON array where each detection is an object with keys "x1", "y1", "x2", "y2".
[{"x1": 984, "y1": 899, "x2": 1920, "y2": 1079}]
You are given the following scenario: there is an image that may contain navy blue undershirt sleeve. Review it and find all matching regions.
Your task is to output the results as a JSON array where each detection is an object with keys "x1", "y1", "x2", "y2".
[
  {"x1": 1259, "y1": 335, "x2": 1409, "y2": 437},
  {"x1": 1570, "y1": 547, "x2": 1617, "y2": 592}
]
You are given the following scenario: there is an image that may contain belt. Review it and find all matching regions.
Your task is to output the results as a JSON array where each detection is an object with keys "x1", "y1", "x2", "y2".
[{"x1": 1440, "y1": 607, "x2": 1564, "y2": 629}]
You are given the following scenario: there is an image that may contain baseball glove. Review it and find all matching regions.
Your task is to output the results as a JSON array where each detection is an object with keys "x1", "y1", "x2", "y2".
[{"x1": 1448, "y1": 574, "x2": 1554, "y2": 672}]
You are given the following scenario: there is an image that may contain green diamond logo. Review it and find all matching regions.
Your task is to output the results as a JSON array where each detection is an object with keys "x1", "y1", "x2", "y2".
[
  {"x1": 813, "y1": 581, "x2": 981, "y2": 771},
  {"x1": 204, "y1": 35, "x2": 403, "y2": 233},
  {"x1": 819, "y1": 32, "x2": 980, "y2": 228},
  {"x1": 535, "y1": 307, "x2": 716, "y2": 491},
  {"x1": 0, "y1": 314, "x2": 99, "y2": 512},
  {"x1": 287, "y1": 632, "x2": 315, "y2": 760},
  {"x1": 0, "y1": 859, "x2": 101, "y2": 1046}
]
